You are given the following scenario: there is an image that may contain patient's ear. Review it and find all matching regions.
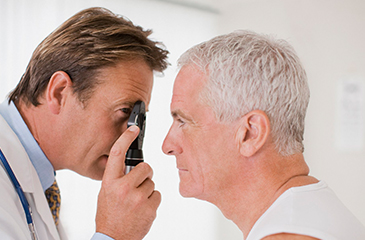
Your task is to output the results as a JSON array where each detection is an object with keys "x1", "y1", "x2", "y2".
[
  {"x1": 45, "y1": 71, "x2": 73, "y2": 114},
  {"x1": 236, "y1": 110, "x2": 270, "y2": 157}
]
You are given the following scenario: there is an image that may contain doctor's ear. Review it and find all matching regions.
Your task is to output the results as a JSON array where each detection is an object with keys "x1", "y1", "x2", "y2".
[
  {"x1": 235, "y1": 110, "x2": 270, "y2": 157},
  {"x1": 45, "y1": 71, "x2": 73, "y2": 115}
]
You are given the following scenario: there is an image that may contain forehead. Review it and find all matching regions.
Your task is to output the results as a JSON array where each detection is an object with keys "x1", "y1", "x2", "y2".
[
  {"x1": 94, "y1": 60, "x2": 154, "y2": 106},
  {"x1": 172, "y1": 65, "x2": 206, "y2": 104}
]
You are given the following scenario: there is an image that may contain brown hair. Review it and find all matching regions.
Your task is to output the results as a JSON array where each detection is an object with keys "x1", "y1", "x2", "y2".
[{"x1": 9, "y1": 7, "x2": 169, "y2": 106}]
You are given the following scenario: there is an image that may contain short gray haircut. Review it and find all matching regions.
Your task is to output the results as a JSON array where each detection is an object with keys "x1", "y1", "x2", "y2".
[{"x1": 178, "y1": 30, "x2": 310, "y2": 156}]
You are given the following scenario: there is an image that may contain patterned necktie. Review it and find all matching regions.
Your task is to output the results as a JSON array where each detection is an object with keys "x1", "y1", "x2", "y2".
[{"x1": 45, "y1": 180, "x2": 61, "y2": 226}]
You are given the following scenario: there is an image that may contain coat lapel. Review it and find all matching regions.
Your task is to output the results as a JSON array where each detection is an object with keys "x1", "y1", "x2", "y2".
[{"x1": 0, "y1": 116, "x2": 61, "y2": 240}]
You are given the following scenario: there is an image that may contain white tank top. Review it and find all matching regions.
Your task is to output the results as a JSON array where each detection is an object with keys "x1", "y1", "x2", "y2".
[{"x1": 246, "y1": 181, "x2": 365, "y2": 240}]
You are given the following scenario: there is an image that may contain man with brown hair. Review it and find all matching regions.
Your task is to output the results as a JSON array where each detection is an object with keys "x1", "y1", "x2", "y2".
[{"x1": 0, "y1": 7, "x2": 168, "y2": 240}]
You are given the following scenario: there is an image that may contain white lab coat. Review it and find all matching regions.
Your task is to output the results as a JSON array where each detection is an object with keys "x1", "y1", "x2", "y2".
[{"x1": 0, "y1": 115, "x2": 67, "y2": 240}]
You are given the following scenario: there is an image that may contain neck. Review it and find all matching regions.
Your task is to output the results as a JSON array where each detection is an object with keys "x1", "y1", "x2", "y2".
[
  {"x1": 15, "y1": 100, "x2": 41, "y2": 142},
  {"x1": 208, "y1": 152, "x2": 318, "y2": 238},
  {"x1": 15, "y1": 99, "x2": 60, "y2": 170}
]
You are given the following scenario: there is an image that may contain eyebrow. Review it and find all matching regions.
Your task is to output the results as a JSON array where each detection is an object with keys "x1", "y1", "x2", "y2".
[{"x1": 171, "y1": 109, "x2": 194, "y2": 123}]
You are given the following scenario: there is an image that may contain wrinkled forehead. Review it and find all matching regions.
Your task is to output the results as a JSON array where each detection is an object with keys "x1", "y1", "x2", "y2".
[{"x1": 172, "y1": 65, "x2": 207, "y2": 98}]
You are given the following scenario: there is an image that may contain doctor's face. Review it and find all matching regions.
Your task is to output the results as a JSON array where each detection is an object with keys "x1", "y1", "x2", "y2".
[
  {"x1": 162, "y1": 65, "x2": 238, "y2": 201},
  {"x1": 57, "y1": 60, "x2": 153, "y2": 180}
]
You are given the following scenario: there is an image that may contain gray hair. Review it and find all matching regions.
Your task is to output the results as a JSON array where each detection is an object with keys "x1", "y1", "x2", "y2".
[{"x1": 178, "y1": 30, "x2": 310, "y2": 156}]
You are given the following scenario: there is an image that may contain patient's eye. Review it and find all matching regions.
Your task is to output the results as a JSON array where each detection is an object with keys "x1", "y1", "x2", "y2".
[{"x1": 177, "y1": 118, "x2": 185, "y2": 128}]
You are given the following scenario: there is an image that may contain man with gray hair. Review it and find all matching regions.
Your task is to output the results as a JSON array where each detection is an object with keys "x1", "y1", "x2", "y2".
[{"x1": 162, "y1": 30, "x2": 365, "y2": 239}]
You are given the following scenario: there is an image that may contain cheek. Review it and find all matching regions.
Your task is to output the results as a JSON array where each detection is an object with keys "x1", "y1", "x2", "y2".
[
  {"x1": 177, "y1": 127, "x2": 218, "y2": 195},
  {"x1": 80, "y1": 118, "x2": 124, "y2": 156},
  {"x1": 182, "y1": 139, "x2": 207, "y2": 189},
  {"x1": 100, "y1": 113, "x2": 127, "y2": 137},
  {"x1": 190, "y1": 128, "x2": 231, "y2": 181}
]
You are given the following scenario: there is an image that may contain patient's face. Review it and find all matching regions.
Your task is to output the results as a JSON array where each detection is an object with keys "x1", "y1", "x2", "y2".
[{"x1": 162, "y1": 64, "x2": 238, "y2": 201}]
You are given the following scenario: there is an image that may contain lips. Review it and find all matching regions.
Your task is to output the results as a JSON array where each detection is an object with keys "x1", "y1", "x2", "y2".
[
  {"x1": 176, "y1": 159, "x2": 187, "y2": 171},
  {"x1": 177, "y1": 165, "x2": 188, "y2": 173}
]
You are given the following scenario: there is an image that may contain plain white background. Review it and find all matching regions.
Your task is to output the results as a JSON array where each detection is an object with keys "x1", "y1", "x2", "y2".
[{"x1": 0, "y1": 0, "x2": 364, "y2": 239}]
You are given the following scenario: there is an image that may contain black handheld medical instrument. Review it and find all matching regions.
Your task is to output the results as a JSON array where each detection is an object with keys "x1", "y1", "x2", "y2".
[{"x1": 125, "y1": 101, "x2": 146, "y2": 174}]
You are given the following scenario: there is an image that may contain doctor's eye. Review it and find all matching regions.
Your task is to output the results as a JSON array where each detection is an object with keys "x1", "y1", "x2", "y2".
[
  {"x1": 120, "y1": 108, "x2": 132, "y2": 114},
  {"x1": 117, "y1": 108, "x2": 132, "y2": 119}
]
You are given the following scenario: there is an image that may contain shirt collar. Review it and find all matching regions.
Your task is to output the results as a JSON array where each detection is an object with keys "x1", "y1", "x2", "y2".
[{"x1": 0, "y1": 100, "x2": 55, "y2": 191}]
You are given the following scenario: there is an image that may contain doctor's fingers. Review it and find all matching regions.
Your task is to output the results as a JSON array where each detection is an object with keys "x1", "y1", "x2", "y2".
[
  {"x1": 123, "y1": 162, "x2": 154, "y2": 188},
  {"x1": 127, "y1": 178, "x2": 161, "y2": 212},
  {"x1": 137, "y1": 177, "x2": 158, "y2": 199},
  {"x1": 145, "y1": 189, "x2": 161, "y2": 215},
  {"x1": 103, "y1": 163, "x2": 156, "y2": 199},
  {"x1": 136, "y1": 180, "x2": 161, "y2": 218},
  {"x1": 104, "y1": 125, "x2": 140, "y2": 181}
]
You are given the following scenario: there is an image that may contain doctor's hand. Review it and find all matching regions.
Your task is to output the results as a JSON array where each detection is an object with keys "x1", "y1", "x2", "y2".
[{"x1": 95, "y1": 126, "x2": 161, "y2": 240}]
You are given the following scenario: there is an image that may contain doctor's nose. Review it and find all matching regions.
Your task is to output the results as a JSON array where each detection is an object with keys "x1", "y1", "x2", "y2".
[{"x1": 162, "y1": 128, "x2": 182, "y2": 156}]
